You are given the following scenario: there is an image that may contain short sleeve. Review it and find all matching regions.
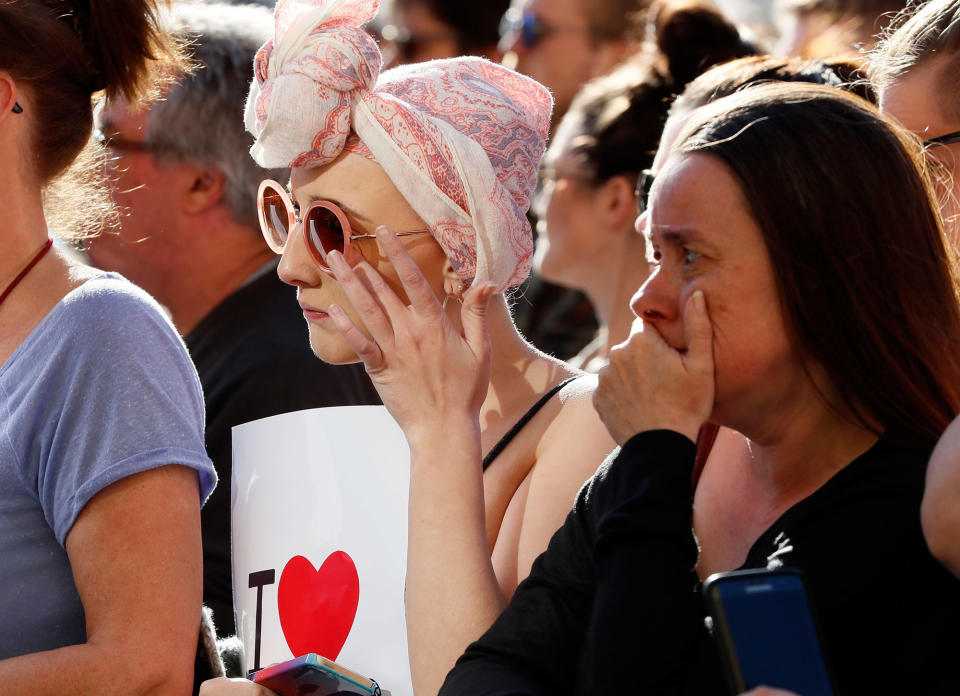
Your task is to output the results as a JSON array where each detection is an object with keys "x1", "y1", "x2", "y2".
[{"x1": 28, "y1": 277, "x2": 216, "y2": 544}]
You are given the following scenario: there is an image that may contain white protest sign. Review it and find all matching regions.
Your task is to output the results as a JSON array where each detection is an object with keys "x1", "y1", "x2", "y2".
[{"x1": 232, "y1": 406, "x2": 411, "y2": 696}]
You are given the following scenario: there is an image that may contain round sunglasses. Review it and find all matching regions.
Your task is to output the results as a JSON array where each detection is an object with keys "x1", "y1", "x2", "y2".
[{"x1": 257, "y1": 180, "x2": 429, "y2": 273}]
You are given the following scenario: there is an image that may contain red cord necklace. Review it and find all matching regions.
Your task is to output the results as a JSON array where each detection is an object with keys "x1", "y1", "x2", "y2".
[{"x1": 0, "y1": 238, "x2": 54, "y2": 307}]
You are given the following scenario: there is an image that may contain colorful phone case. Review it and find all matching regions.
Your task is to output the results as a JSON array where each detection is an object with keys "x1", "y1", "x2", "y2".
[{"x1": 253, "y1": 653, "x2": 380, "y2": 696}]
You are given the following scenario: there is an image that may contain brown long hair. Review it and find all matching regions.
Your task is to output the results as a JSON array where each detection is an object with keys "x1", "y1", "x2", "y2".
[
  {"x1": 677, "y1": 82, "x2": 960, "y2": 446},
  {"x1": 1, "y1": 1, "x2": 186, "y2": 237},
  {"x1": 672, "y1": 55, "x2": 876, "y2": 115}
]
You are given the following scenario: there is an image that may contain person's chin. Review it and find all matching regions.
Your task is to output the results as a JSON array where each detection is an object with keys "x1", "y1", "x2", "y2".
[
  {"x1": 533, "y1": 250, "x2": 566, "y2": 286},
  {"x1": 532, "y1": 243, "x2": 549, "y2": 276},
  {"x1": 308, "y1": 330, "x2": 362, "y2": 366}
]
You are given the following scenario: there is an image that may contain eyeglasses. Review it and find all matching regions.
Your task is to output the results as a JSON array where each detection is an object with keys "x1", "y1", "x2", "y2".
[
  {"x1": 257, "y1": 179, "x2": 429, "y2": 273},
  {"x1": 12, "y1": 102, "x2": 22, "y2": 114},
  {"x1": 537, "y1": 163, "x2": 595, "y2": 189},
  {"x1": 924, "y1": 129, "x2": 960, "y2": 149},
  {"x1": 635, "y1": 169, "x2": 655, "y2": 216},
  {"x1": 498, "y1": 8, "x2": 597, "y2": 50}
]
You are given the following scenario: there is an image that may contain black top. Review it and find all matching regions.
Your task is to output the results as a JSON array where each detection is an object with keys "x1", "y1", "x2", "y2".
[
  {"x1": 185, "y1": 266, "x2": 380, "y2": 636},
  {"x1": 441, "y1": 430, "x2": 960, "y2": 695}
]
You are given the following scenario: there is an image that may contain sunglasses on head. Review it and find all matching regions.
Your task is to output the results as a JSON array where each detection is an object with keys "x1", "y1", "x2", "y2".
[{"x1": 257, "y1": 180, "x2": 428, "y2": 273}]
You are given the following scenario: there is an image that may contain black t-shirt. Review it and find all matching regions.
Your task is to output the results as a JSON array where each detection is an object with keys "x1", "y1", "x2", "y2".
[
  {"x1": 185, "y1": 265, "x2": 380, "y2": 636},
  {"x1": 441, "y1": 430, "x2": 960, "y2": 695}
]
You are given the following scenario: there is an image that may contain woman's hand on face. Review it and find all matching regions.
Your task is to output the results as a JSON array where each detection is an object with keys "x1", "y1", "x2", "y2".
[
  {"x1": 594, "y1": 290, "x2": 714, "y2": 445},
  {"x1": 199, "y1": 678, "x2": 278, "y2": 695},
  {"x1": 326, "y1": 226, "x2": 498, "y2": 442}
]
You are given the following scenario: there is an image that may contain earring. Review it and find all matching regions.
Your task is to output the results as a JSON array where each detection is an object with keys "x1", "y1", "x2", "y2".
[{"x1": 442, "y1": 281, "x2": 465, "y2": 309}]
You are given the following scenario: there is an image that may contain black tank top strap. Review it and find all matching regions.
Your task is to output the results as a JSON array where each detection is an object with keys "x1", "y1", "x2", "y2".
[{"x1": 482, "y1": 375, "x2": 580, "y2": 471}]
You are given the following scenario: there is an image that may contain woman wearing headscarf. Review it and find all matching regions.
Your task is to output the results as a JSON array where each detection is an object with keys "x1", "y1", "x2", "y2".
[{"x1": 203, "y1": 1, "x2": 615, "y2": 693}]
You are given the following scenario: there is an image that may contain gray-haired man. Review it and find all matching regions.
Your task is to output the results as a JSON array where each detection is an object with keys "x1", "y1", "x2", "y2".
[{"x1": 89, "y1": 1, "x2": 380, "y2": 637}]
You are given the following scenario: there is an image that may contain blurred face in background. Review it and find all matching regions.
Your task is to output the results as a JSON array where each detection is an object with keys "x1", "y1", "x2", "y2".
[
  {"x1": 88, "y1": 98, "x2": 187, "y2": 300},
  {"x1": 380, "y1": 0, "x2": 459, "y2": 67},
  {"x1": 499, "y1": 0, "x2": 599, "y2": 120},
  {"x1": 880, "y1": 56, "x2": 960, "y2": 244},
  {"x1": 532, "y1": 138, "x2": 601, "y2": 288}
]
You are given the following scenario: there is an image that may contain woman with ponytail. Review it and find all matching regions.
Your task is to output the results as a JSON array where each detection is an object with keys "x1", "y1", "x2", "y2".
[
  {"x1": 0, "y1": 2, "x2": 216, "y2": 694},
  {"x1": 533, "y1": 1, "x2": 756, "y2": 371}
]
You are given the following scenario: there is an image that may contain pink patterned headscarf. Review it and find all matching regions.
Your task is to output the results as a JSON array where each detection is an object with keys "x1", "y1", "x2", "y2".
[{"x1": 244, "y1": 0, "x2": 553, "y2": 289}]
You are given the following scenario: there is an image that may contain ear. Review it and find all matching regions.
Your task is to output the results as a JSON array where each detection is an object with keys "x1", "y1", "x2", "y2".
[
  {"x1": 441, "y1": 258, "x2": 465, "y2": 299},
  {"x1": 0, "y1": 71, "x2": 20, "y2": 127},
  {"x1": 179, "y1": 162, "x2": 227, "y2": 215},
  {"x1": 597, "y1": 174, "x2": 641, "y2": 233}
]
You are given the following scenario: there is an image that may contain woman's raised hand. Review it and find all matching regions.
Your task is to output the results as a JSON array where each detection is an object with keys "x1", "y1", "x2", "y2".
[
  {"x1": 593, "y1": 290, "x2": 715, "y2": 445},
  {"x1": 326, "y1": 226, "x2": 498, "y2": 442}
]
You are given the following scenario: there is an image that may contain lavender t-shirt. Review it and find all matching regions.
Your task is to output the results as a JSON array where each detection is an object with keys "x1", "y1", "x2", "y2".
[{"x1": 0, "y1": 273, "x2": 216, "y2": 659}]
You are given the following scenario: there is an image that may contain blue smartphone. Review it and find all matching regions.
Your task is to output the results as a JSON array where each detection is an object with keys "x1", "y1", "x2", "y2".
[
  {"x1": 703, "y1": 568, "x2": 835, "y2": 696},
  {"x1": 251, "y1": 653, "x2": 380, "y2": 696}
]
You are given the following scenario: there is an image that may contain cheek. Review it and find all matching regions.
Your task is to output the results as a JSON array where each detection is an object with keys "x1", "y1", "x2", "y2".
[
  {"x1": 539, "y1": 193, "x2": 593, "y2": 273},
  {"x1": 708, "y1": 299, "x2": 793, "y2": 395},
  {"x1": 365, "y1": 243, "x2": 448, "y2": 303}
]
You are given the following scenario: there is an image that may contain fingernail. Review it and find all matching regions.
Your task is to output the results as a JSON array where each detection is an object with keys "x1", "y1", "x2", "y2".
[
  {"x1": 375, "y1": 225, "x2": 395, "y2": 240},
  {"x1": 327, "y1": 250, "x2": 344, "y2": 267},
  {"x1": 693, "y1": 290, "x2": 705, "y2": 311},
  {"x1": 328, "y1": 303, "x2": 343, "y2": 317}
]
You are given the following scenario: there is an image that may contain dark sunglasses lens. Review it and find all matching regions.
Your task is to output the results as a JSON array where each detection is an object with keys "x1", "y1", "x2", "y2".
[
  {"x1": 306, "y1": 205, "x2": 346, "y2": 260},
  {"x1": 261, "y1": 188, "x2": 289, "y2": 251},
  {"x1": 522, "y1": 13, "x2": 541, "y2": 46}
]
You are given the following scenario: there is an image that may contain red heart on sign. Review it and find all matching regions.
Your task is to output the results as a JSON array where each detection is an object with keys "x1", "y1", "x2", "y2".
[{"x1": 277, "y1": 552, "x2": 360, "y2": 660}]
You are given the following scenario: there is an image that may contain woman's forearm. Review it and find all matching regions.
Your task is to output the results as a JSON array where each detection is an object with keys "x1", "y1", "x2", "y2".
[
  {"x1": 405, "y1": 419, "x2": 508, "y2": 696},
  {"x1": 0, "y1": 642, "x2": 192, "y2": 696},
  {"x1": 0, "y1": 466, "x2": 204, "y2": 696}
]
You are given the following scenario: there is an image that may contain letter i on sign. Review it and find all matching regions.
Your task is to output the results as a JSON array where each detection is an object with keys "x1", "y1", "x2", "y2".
[{"x1": 248, "y1": 569, "x2": 276, "y2": 672}]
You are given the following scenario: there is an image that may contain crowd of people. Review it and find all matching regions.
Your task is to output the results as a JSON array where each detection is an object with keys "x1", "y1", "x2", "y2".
[{"x1": 3, "y1": 0, "x2": 960, "y2": 694}]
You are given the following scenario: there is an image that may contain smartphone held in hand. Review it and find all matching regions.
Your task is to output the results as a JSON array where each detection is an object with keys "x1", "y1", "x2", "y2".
[
  {"x1": 252, "y1": 653, "x2": 381, "y2": 696},
  {"x1": 703, "y1": 568, "x2": 835, "y2": 696}
]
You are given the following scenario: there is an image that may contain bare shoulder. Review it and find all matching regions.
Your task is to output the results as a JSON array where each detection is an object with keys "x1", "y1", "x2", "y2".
[
  {"x1": 535, "y1": 373, "x2": 615, "y2": 479},
  {"x1": 931, "y1": 415, "x2": 960, "y2": 470},
  {"x1": 552, "y1": 373, "x2": 611, "y2": 439},
  {"x1": 920, "y1": 415, "x2": 960, "y2": 578},
  {"x1": 557, "y1": 371, "x2": 599, "y2": 404},
  {"x1": 927, "y1": 415, "x2": 960, "y2": 500},
  {"x1": 500, "y1": 374, "x2": 615, "y2": 582}
]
